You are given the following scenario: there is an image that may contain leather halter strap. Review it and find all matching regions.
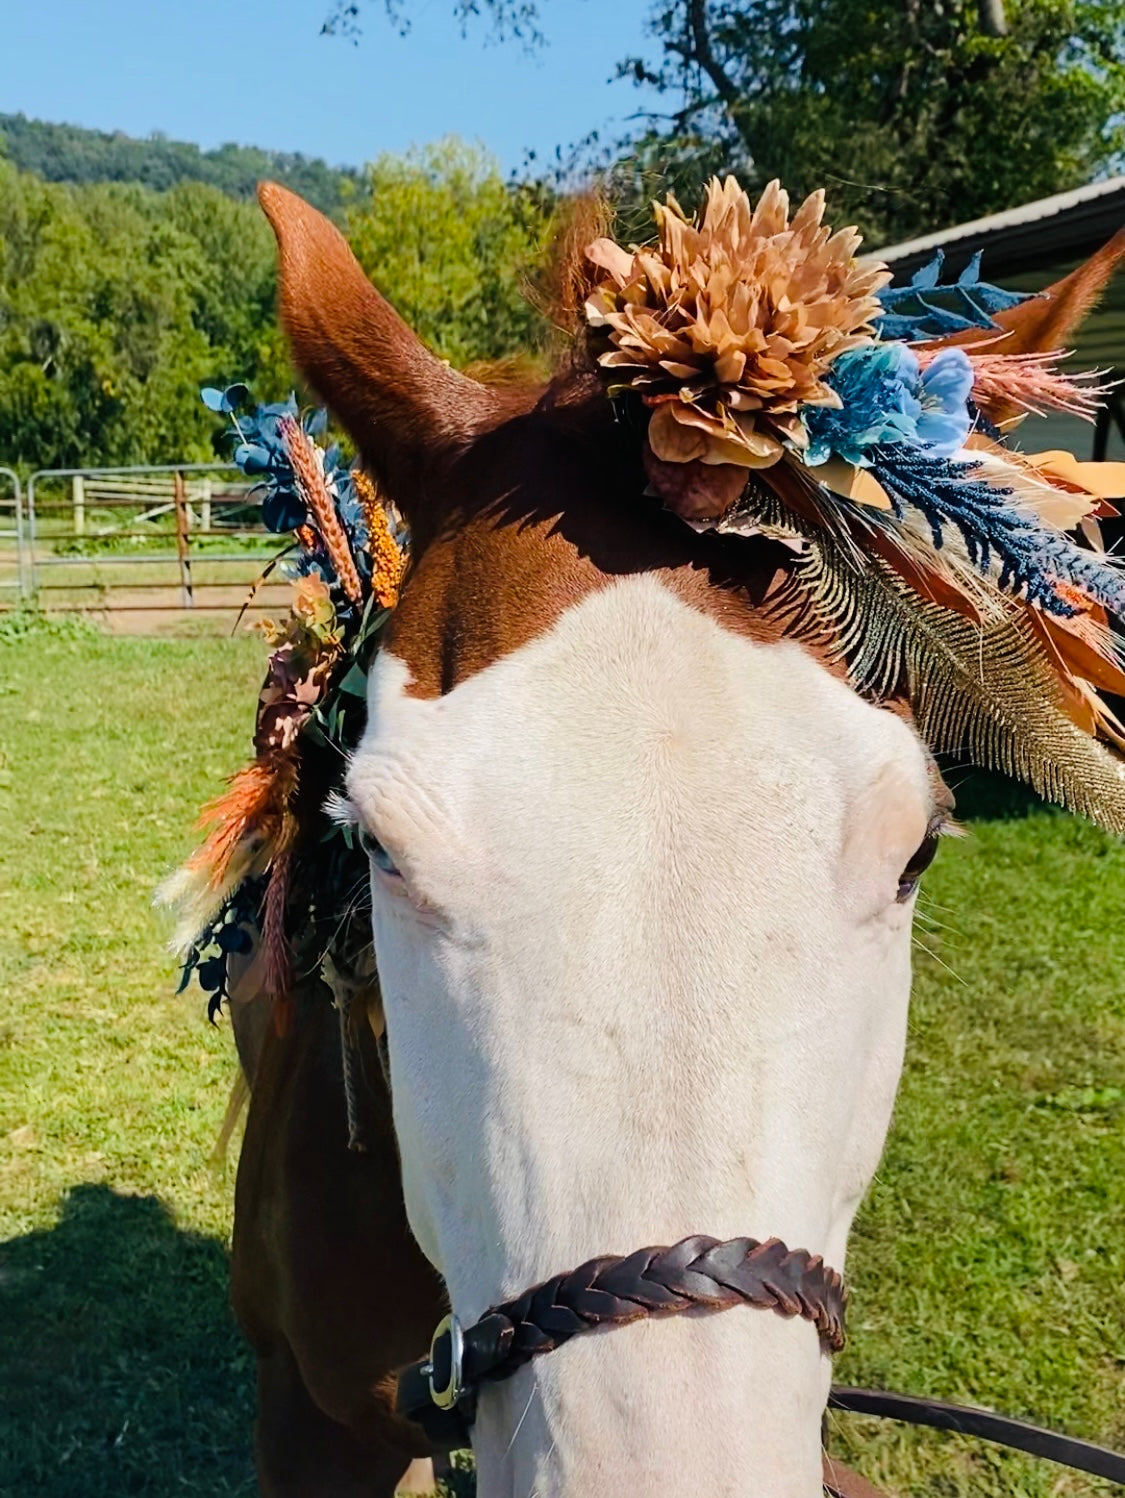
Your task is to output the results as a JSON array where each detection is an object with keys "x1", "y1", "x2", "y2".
[
  {"x1": 396, "y1": 1232, "x2": 846, "y2": 1446},
  {"x1": 828, "y1": 1388, "x2": 1125, "y2": 1486},
  {"x1": 395, "y1": 1237, "x2": 1125, "y2": 1486}
]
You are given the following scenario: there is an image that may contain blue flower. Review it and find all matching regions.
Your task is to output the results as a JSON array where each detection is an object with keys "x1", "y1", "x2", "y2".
[
  {"x1": 915, "y1": 348, "x2": 973, "y2": 458},
  {"x1": 804, "y1": 342, "x2": 974, "y2": 466},
  {"x1": 804, "y1": 342, "x2": 923, "y2": 467}
]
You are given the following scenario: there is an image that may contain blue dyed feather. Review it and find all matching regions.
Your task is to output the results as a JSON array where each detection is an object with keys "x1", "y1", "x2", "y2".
[
  {"x1": 874, "y1": 250, "x2": 1033, "y2": 341},
  {"x1": 869, "y1": 446, "x2": 1125, "y2": 619}
]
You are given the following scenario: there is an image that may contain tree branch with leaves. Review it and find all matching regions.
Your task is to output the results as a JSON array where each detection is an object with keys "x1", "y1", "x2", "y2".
[{"x1": 323, "y1": 0, "x2": 1125, "y2": 245}]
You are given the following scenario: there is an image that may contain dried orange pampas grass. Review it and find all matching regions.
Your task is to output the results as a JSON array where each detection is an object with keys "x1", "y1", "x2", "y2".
[
  {"x1": 585, "y1": 176, "x2": 890, "y2": 468},
  {"x1": 154, "y1": 758, "x2": 297, "y2": 955}
]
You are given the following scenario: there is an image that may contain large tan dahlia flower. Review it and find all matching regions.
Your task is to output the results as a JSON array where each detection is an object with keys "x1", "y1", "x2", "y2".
[{"x1": 584, "y1": 176, "x2": 890, "y2": 468}]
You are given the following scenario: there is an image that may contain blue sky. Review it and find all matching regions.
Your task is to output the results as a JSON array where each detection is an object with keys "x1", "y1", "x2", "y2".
[{"x1": 2, "y1": 0, "x2": 664, "y2": 172}]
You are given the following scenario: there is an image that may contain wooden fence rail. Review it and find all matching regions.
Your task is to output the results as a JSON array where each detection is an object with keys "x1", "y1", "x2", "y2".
[{"x1": 2, "y1": 463, "x2": 293, "y2": 624}]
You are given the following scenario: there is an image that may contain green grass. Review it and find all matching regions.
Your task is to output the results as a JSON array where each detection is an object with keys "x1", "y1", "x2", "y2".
[
  {"x1": 0, "y1": 628, "x2": 1122, "y2": 1497},
  {"x1": 0, "y1": 624, "x2": 263, "y2": 1497},
  {"x1": 833, "y1": 774, "x2": 1125, "y2": 1496}
]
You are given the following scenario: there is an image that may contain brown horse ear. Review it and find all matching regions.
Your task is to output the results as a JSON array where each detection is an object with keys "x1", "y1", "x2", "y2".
[
  {"x1": 926, "y1": 228, "x2": 1125, "y2": 357},
  {"x1": 258, "y1": 181, "x2": 499, "y2": 498},
  {"x1": 989, "y1": 228, "x2": 1125, "y2": 353}
]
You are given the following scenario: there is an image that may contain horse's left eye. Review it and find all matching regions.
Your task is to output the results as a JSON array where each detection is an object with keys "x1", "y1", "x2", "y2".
[
  {"x1": 897, "y1": 820, "x2": 942, "y2": 902},
  {"x1": 359, "y1": 826, "x2": 398, "y2": 876}
]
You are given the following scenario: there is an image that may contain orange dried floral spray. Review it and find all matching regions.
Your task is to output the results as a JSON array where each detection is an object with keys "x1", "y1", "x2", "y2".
[
  {"x1": 278, "y1": 413, "x2": 363, "y2": 606},
  {"x1": 353, "y1": 468, "x2": 405, "y2": 608}
]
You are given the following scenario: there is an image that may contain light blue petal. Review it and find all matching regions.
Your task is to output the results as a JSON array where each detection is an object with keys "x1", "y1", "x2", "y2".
[
  {"x1": 885, "y1": 341, "x2": 921, "y2": 385},
  {"x1": 921, "y1": 347, "x2": 975, "y2": 410},
  {"x1": 917, "y1": 406, "x2": 972, "y2": 458}
]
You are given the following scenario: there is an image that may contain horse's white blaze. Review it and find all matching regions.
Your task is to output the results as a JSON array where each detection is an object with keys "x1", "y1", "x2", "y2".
[{"x1": 348, "y1": 574, "x2": 933, "y2": 1497}]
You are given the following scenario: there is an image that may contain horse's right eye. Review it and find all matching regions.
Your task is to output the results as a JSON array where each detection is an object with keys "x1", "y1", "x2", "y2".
[{"x1": 359, "y1": 826, "x2": 399, "y2": 877}]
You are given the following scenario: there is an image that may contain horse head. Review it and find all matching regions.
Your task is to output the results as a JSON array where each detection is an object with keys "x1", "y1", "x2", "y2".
[{"x1": 252, "y1": 180, "x2": 1125, "y2": 1498}]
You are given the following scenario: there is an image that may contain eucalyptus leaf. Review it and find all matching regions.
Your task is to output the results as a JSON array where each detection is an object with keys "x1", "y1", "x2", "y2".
[
  {"x1": 338, "y1": 662, "x2": 368, "y2": 697},
  {"x1": 234, "y1": 442, "x2": 272, "y2": 475},
  {"x1": 196, "y1": 957, "x2": 225, "y2": 992}
]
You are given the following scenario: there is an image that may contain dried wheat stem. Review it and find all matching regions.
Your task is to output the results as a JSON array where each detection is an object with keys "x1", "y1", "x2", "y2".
[{"x1": 279, "y1": 414, "x2": 364, "y2": 605}]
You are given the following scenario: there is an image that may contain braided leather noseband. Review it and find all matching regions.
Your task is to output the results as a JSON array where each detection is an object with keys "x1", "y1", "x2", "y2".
[
  {"x1": 396, "y1": 1232, "x2": 846, "y2": 1447},
  {"x1": 395, "y1": 1234, "x2": 1125, "y2": 1486}
]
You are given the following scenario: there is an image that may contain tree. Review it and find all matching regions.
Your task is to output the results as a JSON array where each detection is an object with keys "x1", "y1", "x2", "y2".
[
  {"x1": 0, "y1": 164, "x2": 293, "y2": 469},
  {"x1": 330, "y1": 1, "x2": 1125, "y2": 246},
  {"x1": 322, "y1": 0, "x2": 543, "y2": 43},
  {"x1": 345, "y1": 138, "x2": 558, "y2": 366},
  {"x1": 622, "y1": 0, "x2": 1125, "y2": 244},
  {"x1": 0, "y1": 140, "x2": 557, "y2": 469},
  {"x1": 0, "y1": 113, "x2": 360, "y2": 217}
]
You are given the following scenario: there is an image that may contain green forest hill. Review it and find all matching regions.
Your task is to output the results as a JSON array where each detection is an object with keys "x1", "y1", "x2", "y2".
[
  {"x1": 0, "y1": 129, "x2": 556, "y2": 474},
  {"x1": 0, "y1": 113, "x2": 360, "y2": 216}
]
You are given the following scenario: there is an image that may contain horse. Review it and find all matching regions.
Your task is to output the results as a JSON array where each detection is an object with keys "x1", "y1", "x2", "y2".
[{"x1": 217, "y1": 181, "x2": 1124, "y2": 1498}]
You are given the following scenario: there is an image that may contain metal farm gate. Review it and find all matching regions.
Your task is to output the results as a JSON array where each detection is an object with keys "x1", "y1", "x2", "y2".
[{"x1": 5, "y1": 463, "x2": 293, "y2": 623}]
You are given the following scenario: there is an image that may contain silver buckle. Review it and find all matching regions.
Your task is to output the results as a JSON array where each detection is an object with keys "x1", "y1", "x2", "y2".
[{"x1": 425, "y1": 1313, "x2": 464, "y2": 1411}]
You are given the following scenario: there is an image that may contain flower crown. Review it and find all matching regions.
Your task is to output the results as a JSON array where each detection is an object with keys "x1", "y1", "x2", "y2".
[
  {"x1": 159, "y1": 388, "x2": 406, "y2": 1044},
  {"x1": 584, "y1": 175, "x2": 1125, "y2": 830},
  {"x1": 163, "y1": 175, "x2": 1125, "y2": 1047}
]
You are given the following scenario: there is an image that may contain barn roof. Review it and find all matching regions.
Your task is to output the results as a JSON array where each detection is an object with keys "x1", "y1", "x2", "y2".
[{"x1": 875, "y1": 176, "x2": 1125, "y2": 282}]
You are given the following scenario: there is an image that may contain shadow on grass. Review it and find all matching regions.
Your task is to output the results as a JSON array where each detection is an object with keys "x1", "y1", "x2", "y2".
[{"x1": 0, "y1": 1184, "x2": 254, "y2": 1498}]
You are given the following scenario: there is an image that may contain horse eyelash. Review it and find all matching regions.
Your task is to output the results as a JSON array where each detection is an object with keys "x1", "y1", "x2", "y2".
[{"x1": 325, "y1": 791, "x2": 360, "y2": 829}]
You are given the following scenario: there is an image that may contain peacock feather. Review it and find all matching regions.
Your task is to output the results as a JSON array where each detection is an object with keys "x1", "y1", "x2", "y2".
[{"x1": 754, "y1": 494, "x2": 1125, "y2": 834}]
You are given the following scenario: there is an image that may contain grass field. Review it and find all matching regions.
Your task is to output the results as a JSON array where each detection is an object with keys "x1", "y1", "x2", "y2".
[
  {"x1": 0, "y1": 620, "x2": 263, "y2": 1498},
  {"x1": 0, "y1": 620, "x2": 1122, "y2": 1497}
]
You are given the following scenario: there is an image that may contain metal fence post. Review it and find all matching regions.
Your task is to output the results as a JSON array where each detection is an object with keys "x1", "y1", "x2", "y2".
[
  {"x1": 0, "y1": 468, "x2": 25, "y2": 602},
  {"x1": 26, "y1": 472, "x2": 39, "y2": 597},
  {"x1": 173, "y1": 470, "x2": 194, "y2": 608},
  {"x1": 72, "y1": 474, "x2": 85, "y2": 536},
  {"x1": 200, "y1": 476, "x2": 212, "y2": 533}
]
